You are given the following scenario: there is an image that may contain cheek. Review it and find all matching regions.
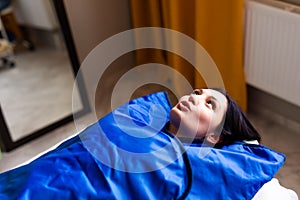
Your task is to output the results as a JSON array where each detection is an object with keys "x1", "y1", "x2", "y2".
[
  {"x1": 195, "y1": 112, "x2": 213, "y2": 136},
  {"x1": 200, "y1": 112, "x2": 223, "y2": 135}
]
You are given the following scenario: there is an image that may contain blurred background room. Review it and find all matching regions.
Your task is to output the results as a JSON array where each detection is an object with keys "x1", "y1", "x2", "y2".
[{"x1": 0, "y1": 0, "x2": 299, "y2": 196}]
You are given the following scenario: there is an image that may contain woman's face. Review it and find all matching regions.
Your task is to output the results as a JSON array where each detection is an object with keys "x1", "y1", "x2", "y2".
[{"x1": 169, "y1": 89, "x2": 228, "y2": 139}]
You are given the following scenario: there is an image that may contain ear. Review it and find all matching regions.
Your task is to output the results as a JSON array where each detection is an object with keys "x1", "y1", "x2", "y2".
[{"x1": 206, "y1": 132, "x2": 221, "y2": 145}]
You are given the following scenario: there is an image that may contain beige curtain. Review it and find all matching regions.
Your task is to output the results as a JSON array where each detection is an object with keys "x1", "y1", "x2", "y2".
[{"x1": 130, "y1": 0, "x2": 247, "y2": 111}]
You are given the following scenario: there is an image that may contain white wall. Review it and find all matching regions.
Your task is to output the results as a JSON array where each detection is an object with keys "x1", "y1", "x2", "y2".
[{"x1": 14, "y1": 0, "x2": 58, "y2": 30}]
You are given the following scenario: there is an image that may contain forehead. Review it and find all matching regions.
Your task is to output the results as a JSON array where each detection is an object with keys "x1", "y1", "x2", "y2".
[{"x1": 204, "y1": 89, "x2": 227, "y2": 107}]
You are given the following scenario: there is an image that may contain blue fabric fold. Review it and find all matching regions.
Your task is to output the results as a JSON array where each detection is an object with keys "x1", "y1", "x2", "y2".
[{"x1": 0, "y1": 92, "x2": 285, "y2": 199}]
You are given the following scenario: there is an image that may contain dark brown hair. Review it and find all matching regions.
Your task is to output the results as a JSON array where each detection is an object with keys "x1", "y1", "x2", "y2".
[{"x1": 213, "y1": 89, "x2": 261, "y2": 147}]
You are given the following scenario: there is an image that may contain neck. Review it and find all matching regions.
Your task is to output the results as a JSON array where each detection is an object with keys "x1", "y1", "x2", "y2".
[
  {"x1": 165, "y1": 121, "x2": 178, "y2": 136},
  {"x1": 165, "y1": 122, "x2": 205, "y2": 144},
  {"x1": 166, "y1": 121, "x2": 196, "y2": 139}
]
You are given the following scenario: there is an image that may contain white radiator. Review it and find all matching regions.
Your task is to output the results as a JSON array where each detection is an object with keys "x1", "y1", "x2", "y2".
[{"x1": 244, "y1": 0, "x2": 300, "y2": 107}]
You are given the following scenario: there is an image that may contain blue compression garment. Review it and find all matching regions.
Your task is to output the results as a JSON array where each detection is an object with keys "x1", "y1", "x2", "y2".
[{"x1": 0, "y1": 92, "x2": 285, "y2": 199}]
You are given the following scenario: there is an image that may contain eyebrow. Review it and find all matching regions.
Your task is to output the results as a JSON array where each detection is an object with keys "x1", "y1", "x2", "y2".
[
  {"x1": 211, "y1": 96, "x2": 219, "y2": 106},
  {"x1": 210, "y1": 95, "x2": 223, "y2": 111}
]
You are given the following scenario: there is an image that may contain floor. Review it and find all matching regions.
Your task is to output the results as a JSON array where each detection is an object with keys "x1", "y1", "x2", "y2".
[
  {"x1": 0, "y1": 47, "x2": 299, "y2": 196},
  {"x1": 0, "y1": 47, "x2": 82, "y2": 141},
  {"x1": 247, "y1": 110, "x2": 300, "y2": 195}
]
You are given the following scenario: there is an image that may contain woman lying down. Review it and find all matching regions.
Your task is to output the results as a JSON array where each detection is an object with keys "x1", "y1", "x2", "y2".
[{"x1": 0, "y1": 89, "x2": 298, "y2": 199}]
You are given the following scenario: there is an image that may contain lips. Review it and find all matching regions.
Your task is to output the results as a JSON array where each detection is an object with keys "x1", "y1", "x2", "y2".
[{"x1": 178, "y1": 100, "x2": 190, "y2": 111}]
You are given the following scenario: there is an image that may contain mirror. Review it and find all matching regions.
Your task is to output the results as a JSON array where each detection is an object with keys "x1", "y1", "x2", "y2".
[{"x1": 0, "y1": 0, "x2": 89, "y2": 152}]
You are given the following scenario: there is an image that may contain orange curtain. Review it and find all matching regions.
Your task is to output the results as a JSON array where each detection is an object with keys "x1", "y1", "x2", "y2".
[{"x1": 130, "y1": 0, "x2": 247, "y2": 111}]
